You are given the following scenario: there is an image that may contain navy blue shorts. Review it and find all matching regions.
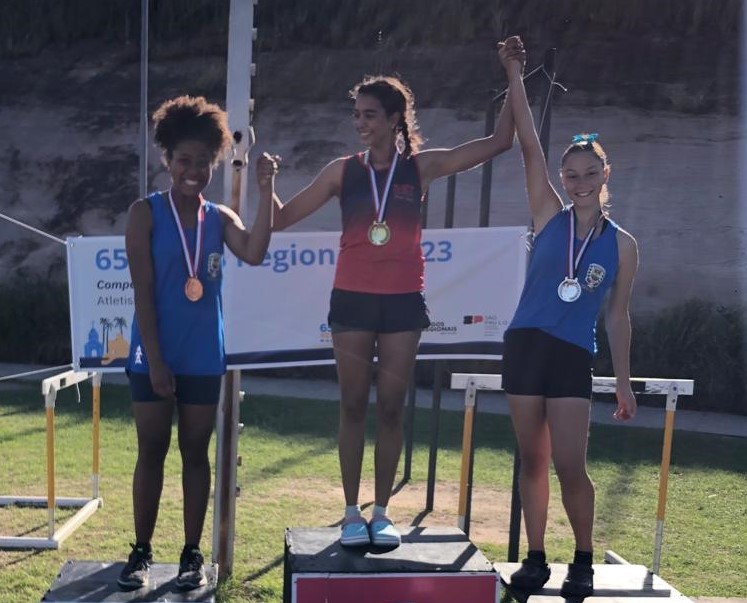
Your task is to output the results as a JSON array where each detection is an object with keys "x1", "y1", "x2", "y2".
[
  {"x1": 502, "y1": 328, "x2": 593, "y2": 399},
  {"x1": 127, "y1": 371, "x2": 222, "y2": 405},
  {"x1": 328, "y1": 288, "x2": 431, "y2": 334}
]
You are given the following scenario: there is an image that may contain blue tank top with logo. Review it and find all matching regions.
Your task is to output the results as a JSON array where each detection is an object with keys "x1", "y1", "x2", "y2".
[
  {"x1": 127, "y1": 191, "x2": 226, "y2": 375},
  {"x1": 507, "y1": 207, "x2": 619, "y2": 354}
]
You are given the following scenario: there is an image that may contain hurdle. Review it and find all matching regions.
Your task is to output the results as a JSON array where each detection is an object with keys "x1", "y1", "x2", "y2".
[
  {"x1": 0, "y1": 369, "x2": 103, "y2": 549},
  {"x1": 447, "y1": 373, "x2": 694, "y2": 574}
]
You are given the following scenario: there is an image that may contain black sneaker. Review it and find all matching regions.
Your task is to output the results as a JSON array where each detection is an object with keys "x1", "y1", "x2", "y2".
[
  {"x1": 117, "y1": 543, "x2": 152, "y2": 591},
  {"x1": 560, "y1": 563, "x2": 594, "y2": 598},
  {"x1": 510, "y1": 557, "x2": 551, "y2": 591},
  {"x1": 175, "y1": 547, "x2": 207, "y2": 591}
]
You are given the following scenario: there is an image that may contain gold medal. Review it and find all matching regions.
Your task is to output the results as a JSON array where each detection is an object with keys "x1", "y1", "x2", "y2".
[
  {"x1": 185, "y1": 277, "x2": 203, "y2": 302},
  {"x1": 368, "y1": 221, "x2": 391, "y2": 246}
]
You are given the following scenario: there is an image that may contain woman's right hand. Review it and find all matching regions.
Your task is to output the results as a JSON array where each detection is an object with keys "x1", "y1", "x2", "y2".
[
  {"x1": 149, "y1": 359, "x2": 176, "y2": 400},
  {"x1": 498, "y1": 36, "x2": 525, "y2": 74}
]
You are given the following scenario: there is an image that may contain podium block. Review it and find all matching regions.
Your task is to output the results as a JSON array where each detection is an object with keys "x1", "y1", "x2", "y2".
[
  {"x1": 40, "y1": 560, "x2": 216, "y2": 602},
  {"x1": 284, "y1": 526, "x2": 500, "y2": 603}
]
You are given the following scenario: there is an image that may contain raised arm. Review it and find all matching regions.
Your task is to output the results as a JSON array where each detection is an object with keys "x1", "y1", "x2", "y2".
[
  {"x1": 605, "y1": 230, "x2": 639, "y2": 421},
  {"x1": 221, "y1": 152, "x2": 277, "y2": 265},
  {"x1": 272, "y1": 157, "x2": 345, "y2": 231},
  {"x1": 504, "y1": 40, "x2": 563, "y2": 232},
  {"x1": 415, "y1": 39, "x2": 523, "y2": 189}
]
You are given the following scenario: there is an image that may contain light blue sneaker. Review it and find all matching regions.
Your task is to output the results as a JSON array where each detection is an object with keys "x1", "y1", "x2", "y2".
[
  {"x1": 340, "y1": 515, "x2": 370, "y2": 546},
  {"x1": 369, "y1": 515, "x2": 401, "y2": 547}
]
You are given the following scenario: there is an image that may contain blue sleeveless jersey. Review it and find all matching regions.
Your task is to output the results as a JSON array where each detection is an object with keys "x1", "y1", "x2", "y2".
[
  {"x1": 507, "y1": 208, "x2": 619, "y2": 354},
  {"x1": 127, "y1": 191, "x2": 226, "y2": 375}
]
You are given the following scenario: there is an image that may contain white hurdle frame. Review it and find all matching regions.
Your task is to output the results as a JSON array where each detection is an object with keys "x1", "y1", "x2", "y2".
[
  {"x1": 449, "y1": 373, "x2": 694, "y2": 575},
  {"x1": 0, "y1": 370, "x2": 103, "y2": 549}
]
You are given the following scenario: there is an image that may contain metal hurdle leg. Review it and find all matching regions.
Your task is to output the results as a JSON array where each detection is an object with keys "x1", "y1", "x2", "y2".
[
  {"x1": 0, "y1": 369, "x2": 101, "y2": 550},
  {"x1": 653, "y1": 382, "x2": 680, "y2": 574},
  {"x1": 457, "y1": 377, "x2": 478, "y2": 535}
]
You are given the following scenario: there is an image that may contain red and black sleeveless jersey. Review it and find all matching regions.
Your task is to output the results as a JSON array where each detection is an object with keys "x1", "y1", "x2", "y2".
[{"x1": 333, "y1": 152, "x2": 425, "y2": 293}]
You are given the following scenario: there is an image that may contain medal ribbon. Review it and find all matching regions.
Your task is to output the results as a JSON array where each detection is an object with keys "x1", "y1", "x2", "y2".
[
  {"x1": 566, "y1": 208, "x2": 604, "y2": 280},
  {"x1": 168, "y1": 189, "x2": 204, "y2": 280},
  {"x1": 364, "y1": 150, "x2": 399, "y2": 223}
]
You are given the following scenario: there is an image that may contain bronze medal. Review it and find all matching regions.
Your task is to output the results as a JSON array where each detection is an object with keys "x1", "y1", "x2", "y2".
[{"x1": 185, "y1": 277, "x2": 204, "y2": 302}]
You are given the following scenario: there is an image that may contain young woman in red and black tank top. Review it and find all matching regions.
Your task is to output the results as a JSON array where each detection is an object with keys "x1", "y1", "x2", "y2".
[{"x1": 271, "y1": 39, "x2": 524, "y2": 548}]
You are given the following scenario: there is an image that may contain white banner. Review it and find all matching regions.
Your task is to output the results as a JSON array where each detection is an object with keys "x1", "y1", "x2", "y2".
[
  {"x1": 68, "y1": 227, "x2": 526, "y2": 371},
  {"x1": 67, "y1": 236, "x2": 134, "y2": 371}
]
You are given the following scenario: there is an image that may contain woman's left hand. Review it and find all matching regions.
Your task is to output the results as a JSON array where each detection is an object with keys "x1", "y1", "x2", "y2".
[
  {"x1": 498, "y1": 36, "x2": 526, "y2": 72},
  {"x1": 257, "y1": 152, "x2": 280, "y2": 188},
  {"x1": 613, "y1": 385, "x2": 637, "y2": 421}
]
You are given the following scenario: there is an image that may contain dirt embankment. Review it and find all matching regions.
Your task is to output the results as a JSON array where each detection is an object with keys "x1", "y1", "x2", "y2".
[{"x1": 0, "y1": 35, "x2": 741, "y2": 314}]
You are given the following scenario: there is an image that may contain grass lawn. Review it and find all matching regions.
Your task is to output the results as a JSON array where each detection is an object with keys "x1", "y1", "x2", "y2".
[{"x1": 0, "y1": 381, "x2": 745, "y2": 602}]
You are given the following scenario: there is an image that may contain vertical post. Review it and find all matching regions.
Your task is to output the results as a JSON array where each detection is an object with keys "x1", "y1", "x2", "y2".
[
  {"x1": 45, "y1": 387, "x2": 56, "y2": 539},
  {"x1": 214, "y1": 0, "x2": 256, "y2": 577},
  {"x1": 507, "y1": 450, "x2": 522, "y2": 561},
  {"x1": 653, "y1": 384, "x2": 679, "y2": 574},
  {"x1": 92, "y1": 373, "x2": 102, "y2": 499},
  {"x1": 216, "y1": 371, "x2": 241, "y2": 578},
  {"x1": 507, "y1": 49, "x2": 558, "y2": 560},
  {"x1": 425, "y1": 361, "x2": 443, "y2": 511},
  {"x1": 457, "y1": 378, "x2": 477, "y2": 534},
  {"x1": 444, "y1": 175, "x2": 456, "y2": 228},
  {"x1": 138, "y1": 0, "x2": 148, "y2": 199},
  {"x1": 538, "y1": 49, "x2": 556, "y2": 163},
  {"x1": 478, "y1": 100, "x2": 496, "y2": 227},
  {"x1": 402, "y1": 381, "x2": 416, "y2": 483},
  {"x1": 421, "y1": 190, "x2": 429, "y2": 229}
]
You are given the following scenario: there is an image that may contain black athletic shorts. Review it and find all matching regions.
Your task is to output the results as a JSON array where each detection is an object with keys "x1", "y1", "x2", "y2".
[
  {"x1": 127, "y1": 371, "x2": 222, "y2": 405},
  {"x1": 503, "y1": 328, "x2": 593, "y2": 399},
  {"x1": 328, "y1": 288, "x2": 431, "y2": 334}
]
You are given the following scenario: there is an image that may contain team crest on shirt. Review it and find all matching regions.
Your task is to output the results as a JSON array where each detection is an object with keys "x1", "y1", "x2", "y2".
[
  {"x1": 207, "y1": 253, "x2": 222, "y2": 280},
  {"x1": 391, "y1": 183, "x2": 416, "y2": 203},
  {"x1": 584, "y1": 263, "x2": 606, "y2": 290}
]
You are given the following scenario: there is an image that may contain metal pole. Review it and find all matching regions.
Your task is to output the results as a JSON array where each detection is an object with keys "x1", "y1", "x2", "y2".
[
  {"x1": 425, "y1": 362, "x2": 443, "y2": 510},
  {"x1": 506, "y1": 48, "x2": 558, "y2": 561},
  {"x1": 92, "y1": 373, "x2": 102, "y2": 499},
  {"x1": 444, "y1": 175, "x2": 456, "y2": 228},
  {"x1": 507, "y1": 449, "x2": 522, "y2": 561},
  {"x1": 538, "y1": 48, "x2": 556, "y2": 163},
  {"x1": 478, "y1": 99, "x2": 496, "y2": 227},
  {"x1": 457, "y1": 379, "x2": 477, "y2": 534},
  {"x1": 138, "y1": 0, "x2": 148, "y2": 199},
  {"x1": 214, "y1": 0, "x2": 256, "y2": 578},
  {"x1": 402, "y1": 381, "x2": 416, "y2": 483},
  {"x1": 652, "y1": 385, "x2": 679, "y2": 574}
]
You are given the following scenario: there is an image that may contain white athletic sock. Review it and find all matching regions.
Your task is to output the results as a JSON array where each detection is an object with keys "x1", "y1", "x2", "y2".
[
  {"x1": 345, "y1": 504, "x2": 361, "y2": 518},
  {"x1": 373, "y1": 504, "x2": 388, "y2": 518}
]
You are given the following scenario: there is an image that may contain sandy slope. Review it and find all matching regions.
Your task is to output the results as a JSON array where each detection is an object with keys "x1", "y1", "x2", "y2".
[{"x1": 0, "y1": 99, "x2": 742, "y2": 315}]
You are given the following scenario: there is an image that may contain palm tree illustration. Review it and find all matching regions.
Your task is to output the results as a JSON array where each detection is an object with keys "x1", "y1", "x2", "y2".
[
  {"x1": 99, "y1": 317, "x2": 113, "y2": 354},
  {"x1": 113, "y1": 316, "x2": 128, "y2": 336}
]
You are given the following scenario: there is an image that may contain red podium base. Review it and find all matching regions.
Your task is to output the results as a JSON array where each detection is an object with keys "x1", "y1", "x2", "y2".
[{"x1": 283, "y1": 526, "x2": 499, "y2": 603}]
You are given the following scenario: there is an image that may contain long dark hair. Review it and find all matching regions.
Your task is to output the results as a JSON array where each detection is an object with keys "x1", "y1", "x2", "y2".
[{"x1": 350, "y1": 75, "x2": 424, "y2": 158}]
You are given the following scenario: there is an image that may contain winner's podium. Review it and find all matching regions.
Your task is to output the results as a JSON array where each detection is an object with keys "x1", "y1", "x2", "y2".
[{"x1": 283, "y1": 526, "x2": 500, "y2": 603}]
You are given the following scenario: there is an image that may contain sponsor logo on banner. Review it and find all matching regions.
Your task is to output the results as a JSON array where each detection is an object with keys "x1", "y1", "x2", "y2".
[
  {"x1": 463, "y1": 315, "x2": 485, "y2": 325},
  {"x1": 464, "y1": 313, "x2": 509, "y2": 338},
  {"x1": 426, "y1": 320, "x2": 458, "y2": 334}
]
